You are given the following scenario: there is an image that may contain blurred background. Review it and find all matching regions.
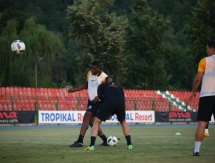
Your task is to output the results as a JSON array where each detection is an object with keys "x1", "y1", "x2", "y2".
[{"x1": 0, "y1": 0, "x2": 215, "y2": 91}]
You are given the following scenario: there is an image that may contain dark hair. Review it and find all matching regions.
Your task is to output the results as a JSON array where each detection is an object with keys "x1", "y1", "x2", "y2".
[
  {"x1": 90, "y1": 61, "x2": 100, "y2": 67},
  {"x1": 105, "y1": 77, "x2": 114, "y2": 82},
  {"x1": 207, "y1": 40, "x2": 215, "y2": 49}
]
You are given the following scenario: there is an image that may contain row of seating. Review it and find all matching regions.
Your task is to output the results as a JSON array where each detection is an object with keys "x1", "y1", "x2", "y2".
[
  {"x1": 0, "y1": 103, "x2": 178, "y2": 111},
  {"x1": 1, "y1": 87, "x2": 158, "y2": 93},
  {"x1": 0, "y1": 87, "x2": 199, "y2": 112},
  {"x1": 169, "y1": 91, "x2": 199, "y2": 100}
]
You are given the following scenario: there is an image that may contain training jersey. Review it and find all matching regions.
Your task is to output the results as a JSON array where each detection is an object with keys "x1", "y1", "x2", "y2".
[
  {"x1": 86, "y1": 70, "x2": 107, "y2": 101},
  {"x1": 198, "y1": 55, "x2": 215, "y2": 97},
  {"x1": 97, "y1": 82, "x2": 125, "y2": 104}
]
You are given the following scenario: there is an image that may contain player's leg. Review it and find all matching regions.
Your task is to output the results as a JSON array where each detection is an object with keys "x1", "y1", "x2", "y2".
[
  {"x1": 116, "y1": 104, "x2": 133, "y2": 150},
  {"x1": 204, "y1": 121, "x2": 209, "y2": 137},
  {"x1": 84, "y1": 117, "x2": 102, "y2": 151},
  {"x1": 192, "y1": 96, "x2": 214, "y2": 156},
  {"x1": 119, "y1": 120, "x2": 132, "y2": 149},
  {"x1": 79, "y1": 111, "x2": 93, "y2": 136},
  {"x1": 69, "y1": 110, "x2": 92, "y2": 147},
  {"x1": 85, "y1": 104, "x2": 112, "y2": 151},
  {"x1": 193, "y1": 121, "x2": 208, "y2": 155},
  {"x1": 89, "y1": 116, "x2": 108, "y2": 145}
]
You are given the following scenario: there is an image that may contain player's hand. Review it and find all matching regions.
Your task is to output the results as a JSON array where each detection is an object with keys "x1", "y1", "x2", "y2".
[
  {"x1": 92, "y1": 96, "x2": 99, "y2": 103},
  {"x1": 68, "y1": 88, "x2": 75, "y2": 93},
  {"x1": 186, "y1": 92, "x2": 195, "y2": 104}
]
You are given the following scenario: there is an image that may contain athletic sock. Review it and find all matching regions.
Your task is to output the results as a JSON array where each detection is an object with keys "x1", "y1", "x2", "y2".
[
  {"x1": 99, "y1": 135, "x2": 107, "y2": 143},
  {"x1": 194, "y1": 141, "x2": 201, "y2": 153},
  {"x1": 205, "y1": 129, "x2": 208, "y2": 134},
  {"x1": 77, "y1": 135, "x2": 84, "y2": 143},
  {"x1": 90, "y1": 136, "x2": 96, "y2": 147},
  {"x1": 125, "y1": 135, "x2": 132, "y2": 146}
]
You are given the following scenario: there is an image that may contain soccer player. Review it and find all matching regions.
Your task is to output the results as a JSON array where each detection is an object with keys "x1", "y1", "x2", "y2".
[
  {"x1": 188, "y1": 40, "x2": 215, "y2": 156},
  {"x1": 84, "y1": 77, "x2": 132, "y2": 151},
  {"x1": 68, "y1": 61, "x2": 109, "y2": 147}
]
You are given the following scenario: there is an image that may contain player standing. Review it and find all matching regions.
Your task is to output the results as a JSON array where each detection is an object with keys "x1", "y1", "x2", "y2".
[
  {"x1": 68, "y1": 61, "x2": 109, "y2": 147},
  {"x1": 188, "y1": 40, "x2": 215, "y2": 156}
]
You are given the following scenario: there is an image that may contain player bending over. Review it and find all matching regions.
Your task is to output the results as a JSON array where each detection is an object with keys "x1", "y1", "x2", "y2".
[{"x1": 84, "y1": 77, "x2": 133, "y2": 151}]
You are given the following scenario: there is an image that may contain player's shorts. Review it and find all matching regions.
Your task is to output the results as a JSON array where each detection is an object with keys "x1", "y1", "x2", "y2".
[
  {"x1": 197, "y1": 96, "x2": 215, "y2": 121},
  {"x1": 96, "y1": 101, "x2": 125, "y2": 122},
  {"x1": 86, "y1": 100, "x2": 103, "y2": 116}
]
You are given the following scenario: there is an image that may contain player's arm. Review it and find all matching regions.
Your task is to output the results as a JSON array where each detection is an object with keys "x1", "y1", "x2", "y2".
[
  {"x1": 189, "y1": 71, "x2": 204, "y2": 96},
  {"x1": 188, "y1": 59, "x2": 205, "y2": 102},
  {"x1": 118, "y1": 85, "x2": 125, "y2": 99},
  {"x1": 68, "y1": 82, "x2": 88, "y2": 93},
  {"x1": 97, "y1": 84, "x2": 104, "y2": 101},
  {"x1": 68, "y1": 71, "x2": 90, "y2": 93},
  {"x1": 121, "y1": 88, "x2": 125, "y2": 99}
]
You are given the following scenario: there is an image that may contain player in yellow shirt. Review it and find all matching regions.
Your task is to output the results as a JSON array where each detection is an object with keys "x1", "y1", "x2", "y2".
[
  {"x1": 188, "y1": 40, "x2": 215, "y2": 156},
  {"x1": 197, "y1": 53, "x2": 215, "y2": 138}
]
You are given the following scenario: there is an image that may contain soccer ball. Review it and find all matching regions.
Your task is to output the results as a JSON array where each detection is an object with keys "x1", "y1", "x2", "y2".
[
  {"x1": 107, "y1": 136, "x2": 118, "y2": 147},
  {"x1": 11, "y1": 40, "x2": 25, "y2": 54}
]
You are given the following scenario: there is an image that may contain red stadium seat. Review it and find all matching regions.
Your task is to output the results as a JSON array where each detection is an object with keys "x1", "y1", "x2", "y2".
[{"x1": 0, "y1": 104, "x2": 4, "y2": 111}]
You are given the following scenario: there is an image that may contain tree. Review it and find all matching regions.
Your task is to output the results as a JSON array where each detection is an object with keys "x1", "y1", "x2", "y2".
[
  {"x1": 185, "y1": 0, "x2": 215, "y2": 65},
  {"x1": 123, "y1": 0, "x2": 171, "y2": 90},
  {"x1": 0, "y1": 17, "x2": 65, "y2": 87},
  {"x1": 66, "y1": 0, "x2": 128, "y2": 83}
]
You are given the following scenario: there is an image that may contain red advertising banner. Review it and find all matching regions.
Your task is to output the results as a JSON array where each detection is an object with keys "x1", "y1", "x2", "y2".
[{"x1": 0, "y1": 111, "x2": 35, "y2": 124}]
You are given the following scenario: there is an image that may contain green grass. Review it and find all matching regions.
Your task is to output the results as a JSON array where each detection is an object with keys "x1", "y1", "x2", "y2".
[{"x1": 0, "y1": 125, "x2": 215, "y2": 163}]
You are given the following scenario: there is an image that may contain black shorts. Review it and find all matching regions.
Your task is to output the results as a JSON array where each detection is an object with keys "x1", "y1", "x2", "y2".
[
  {"x1": 96, "y1": 101, "x2": 125, "y2": 122},
  {"x1": 197, "y1": 96, "x2": 215, "y2": 121},
  {"x1": 86, "y1": 100, "x2": 103, "y2": 116}
]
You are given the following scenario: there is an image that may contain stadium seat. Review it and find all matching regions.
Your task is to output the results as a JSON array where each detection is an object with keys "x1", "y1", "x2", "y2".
[
  {"x1": 3, "y1": 104, "x2": 9, "y2": 111},
  {"x1": 0, "y1": 104, "x2": 3, "y2": 111},
  {"x1": 3, "y1": 87, "x2": 200, "y2": 112},
  {"x1": 79, "y1": 104, "x2": 85, "y2": 110},
  {"x1": 68, "y1": 104, "x2": 76, "y2": 110},
  {"x1": 38, "y1": 104, "x2": 44, "y2": 110}
]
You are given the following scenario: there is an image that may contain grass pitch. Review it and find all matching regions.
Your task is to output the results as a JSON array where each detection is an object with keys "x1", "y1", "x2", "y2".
[{"x1": 0, "y1": 124, "x2": 214, "y2": 163}]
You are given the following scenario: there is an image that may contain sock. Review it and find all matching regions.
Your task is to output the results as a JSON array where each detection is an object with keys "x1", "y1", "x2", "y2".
[
  {"x1": 99, "y1": 135, "x2": 107, "y2": 143},
  {"x1": 90, "y1": 136, "x2": 96, "y2": 147},
  {"x1": 125, "y1": 135, "x2": 132, "y2": 146},
  {"x1": 194, "y1": 141, "x2": 201, "y2": 153},
  {"x1": 205, "y1": 129, "x2": 208, "y2": 134},
  {"x1": 205, "y1": 122, "x2": 209, "y2": 129},
  {"x1": 77, "y1": 135, "x2": 84, "y2": 143}
]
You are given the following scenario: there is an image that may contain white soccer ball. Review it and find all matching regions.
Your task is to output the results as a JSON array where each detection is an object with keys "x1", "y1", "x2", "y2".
[
  {"x1": 11, "y1": 40, "x2": 26, "y2": 54},
  {"x1": 107, "y1": 136, "x2": 118, "y2": 147}
]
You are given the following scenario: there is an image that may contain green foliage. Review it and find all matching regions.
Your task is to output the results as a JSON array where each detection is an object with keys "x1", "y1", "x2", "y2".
[
  {"x1": 1, "y1": 0, "x2": 213, "y2": 90},
  {"x1": 67, "y1": 0, "x2": 129, "y2": 83},
  {"x1": 185, "y1": 0, "x2": 215, "y2": 64},
  {"x1": 0, "y1": 17, "x2": 65, "y2": 87},
  {"x1": 123, "y1": 0, "x2": 171, "y2": 89},
  {"x1": 51, "y1": 80, "x2": 72, "y2": 88}
]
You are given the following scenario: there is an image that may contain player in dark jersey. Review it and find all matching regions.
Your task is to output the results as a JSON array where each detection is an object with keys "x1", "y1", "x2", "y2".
[{"x1": 84, "y1": 77, "x2": 133, "y2": 151}]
